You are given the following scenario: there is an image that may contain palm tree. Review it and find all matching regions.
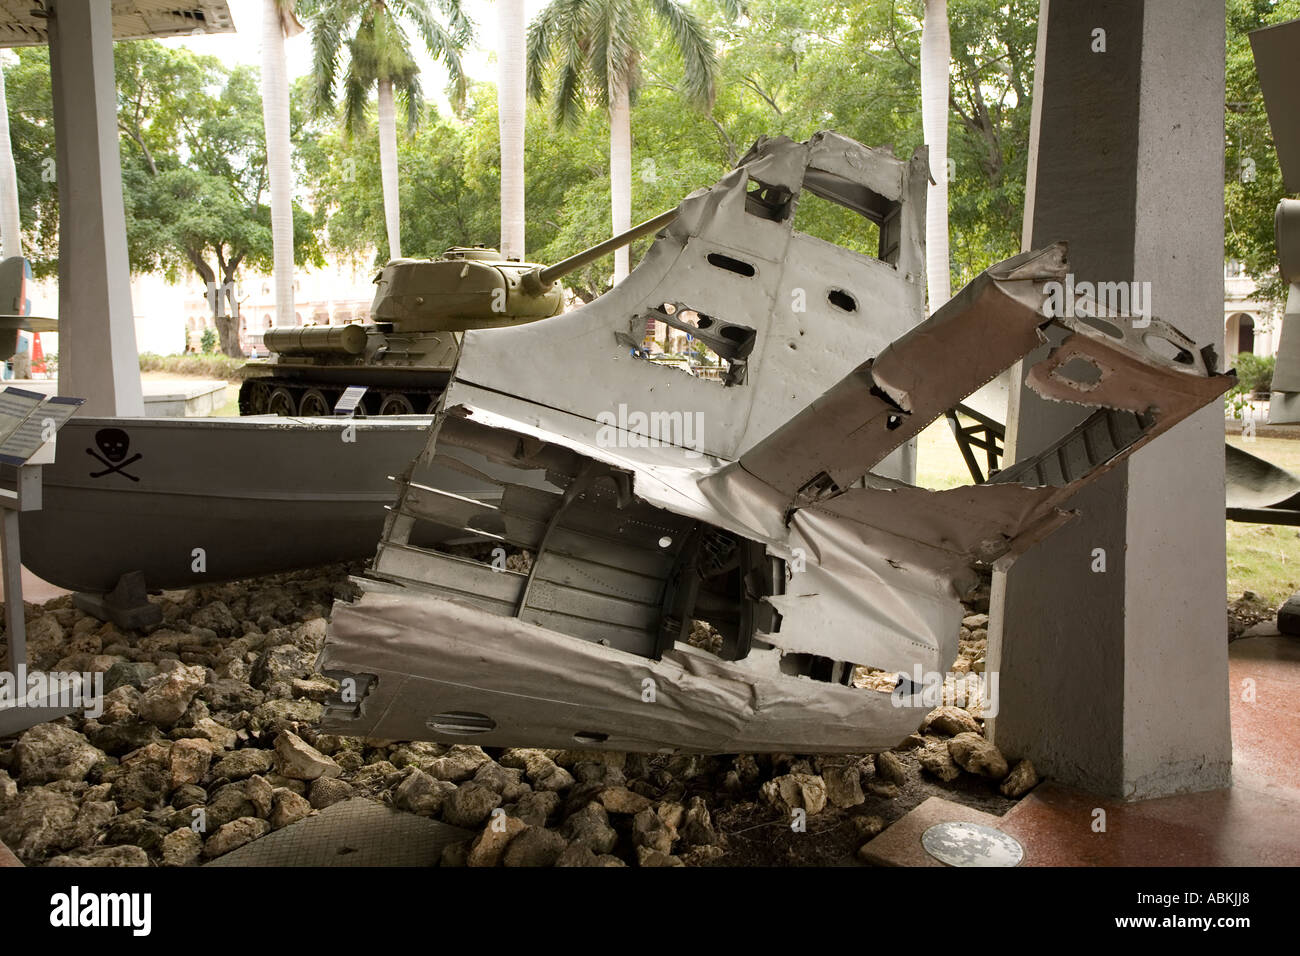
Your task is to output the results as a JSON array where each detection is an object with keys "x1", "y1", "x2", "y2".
[
  {"x1": 305, "y1": 0, "x2": 473, "y2": 261},
  {"x1": 920, "y1": 0, "x2": 951, "y2": 309},
  {"x1": 498, "y1": 0, "x2": 526, "y2": 260},
  {"x1": 0, "y1": 54, "x2": 22, "y2": 258},
  {"x1": 526, "y1": 0, "x2": 729, "y2": 284},
  {"x1": 261, "y1": 0, "x2": 303, "y2": 327}
]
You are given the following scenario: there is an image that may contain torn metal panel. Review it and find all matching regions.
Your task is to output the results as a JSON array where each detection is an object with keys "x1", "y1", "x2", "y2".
[
  {"x1": 448, "y1": 131, "x2": 931, "y2": 466},
  {"x1": 319, "y1": 132, "x2": 1233, "y2": 755},
  {"x1": 325, "y1": 581, "x2": 924, "y2": 754}
]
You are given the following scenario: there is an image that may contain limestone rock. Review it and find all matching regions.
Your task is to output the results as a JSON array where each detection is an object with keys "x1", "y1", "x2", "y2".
[
  {"x1": 244, "y1": 774, "x2": 275, "y2": 818},
  {"x1": 426, "y1": 745, "x2": 492, "y2": 783},
  {"x1": 203, "y1": 816, "x2": 271, "y2": 858},
  {"x1": 138, "y1": 665, "x2": 208, "y2": 727},
  {"x1": 823, "y1": 764, "x2": 866, "y2": 808},
  {"x1": 999, "y1": 759, "x2": 1040, "y2": 798},
  {"x1": 387, "y1": 741, "x2": 447, "y2": 770},
  {"x1": 0, "y1": 786, "x2": 81, "y2": 862},
  {"x1": 441, "y1": 782, "x2": 502, "y2": 828},
  {"x1": 472, "y1": 761, "x2": 530, "y2": 802},
  {"x1": 13, "y1": 724, "x2": 105, "y2": 785},
  {"x1": 198, "y1": 678, "x2": 264, "y2": 714},
  {"x1": 874, "y1": 750, "x2": 908, "y2": 786},
  {"x1": 555, "y1": 749, "x2": 626, "y2": 771},
  {"x1": 499, "y1": 748, "x2": 557, "y2": 777},
  {"x1": 69, "y1": 799, "x2": 116, "y2": 847},
  {"x1": 270, "y1": 788, "x2": 313, "y2": 828},
  {"x1": 570, "y1": 760, "x2": 627, "y2": 789},
  {"x1": 102, "y1": 813, "x2": 167, "y2": 852},
  {"x1": 161, "y1": 827, "x2": 202, "y2": 867},
  {"x1": 502, "y1": 826, "x2": 568, "y2": 867},
  {"x1": 597, "y1": 786, "x2": 654, "y2": 815},
  {"x1": 170, "y1": 784, "x2": 207, "y2": 809},
  {"x1": 184, "y1": 718, "x2": 239, "y2": 751},
  {"x1": 533, "y1": 764, "x2": 575, "y2": 792},
  {"x1": 211, "y1": 748, "x2": 274, "y2": 782},
  {"x1": 103, "y1": 660, "x2": 160, "y2": 693},
  {"x1": 393, "y1": 769, "x2": 456, "y2": 816},
  {"x1": 680, "y1": 796, "x2": 720, "y2": 847},
  {"x1": 168, "y1": 738, "x2": 214, "y2": 789},
  {"x1": 919, "y1": 705, "x2": 982, "y2": 737},
  {"x1": 205, "y1": 782, "x2": 260, "y2": 830},
  {"x1": 47, "y1": 846, "x2": 149, "y2": 867},
  {"x1": 917, "y1": 739, "x2": 963, "y2": 783},
  {"x1": 561, "y1": 802, "x2": 619, "y2": 854},
  {"x1": 760, "y1": 773, "x2": 828, "y2": 816},
  {"x1": 632, "y1": 807, "x2": 677, "y2": 854},
  {"x1": 466, "y1": 815, "x2": 527, "y2": 867},
  {"x1": 554, "y1": 844, "x2": 625, "y2": 867},
  {"x1": 111, "y1": 760, "x2": 170, "y2": 812},
  {"x1": 250, "y1": 643, "x2": 316, "y2": 688},
  {"x1": 273, "y1": 731, "x2": 341, "y2": 781},
  {"x1": 505, "y1": 789, "x2": 561, "y2": 827},
  {"x1": 190, "y1": 600, "x2": 238, "y2": 637},
  {"x1": 247, "y1": 699, "x2": 322, "y2": 737},
  {"x1": 947, "y1": 732, "x2": 1009, "y2": 779}
]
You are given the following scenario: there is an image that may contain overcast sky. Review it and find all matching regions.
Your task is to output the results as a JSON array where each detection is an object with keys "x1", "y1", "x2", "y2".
[{"x1": 170, "y1": 0, "x2": 550, "y2": 108}]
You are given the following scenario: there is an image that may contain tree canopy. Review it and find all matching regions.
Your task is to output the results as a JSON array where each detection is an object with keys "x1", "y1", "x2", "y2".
[{"x1": 2, "y1": 0, "x2": 1292, "y2": 333}]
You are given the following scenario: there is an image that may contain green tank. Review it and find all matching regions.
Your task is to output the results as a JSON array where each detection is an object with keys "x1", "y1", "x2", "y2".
[
  {"x1": 238, "y1": 246, "x2": 563, "y2": 416},
  {"x1": 239, "y1": 211, "x2": 678, "y2": 417}
]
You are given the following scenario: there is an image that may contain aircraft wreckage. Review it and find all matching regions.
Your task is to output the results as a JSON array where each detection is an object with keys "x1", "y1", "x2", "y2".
[{"x1": 315, "y1": 131, "x2": 1232, "y2": 755}]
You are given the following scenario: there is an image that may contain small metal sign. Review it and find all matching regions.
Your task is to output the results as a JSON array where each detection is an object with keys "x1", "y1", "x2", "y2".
[
  {"x1": 921, "y1": 821, "x2": 1024, "y2": 867},
  {"x1": 333, "y1": 386, "x2": 368, "y2": 416}
]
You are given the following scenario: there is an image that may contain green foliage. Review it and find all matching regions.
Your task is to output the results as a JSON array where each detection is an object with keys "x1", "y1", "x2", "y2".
[
  {"x1": 1231, "y1": 351, "x2": 1275, "y2": 394},
  {"x1": 300, "y1": 0, "x2": 473, "y2": 132},
  {"x1": 5, "y1": 48, "x2": 59, "y2": 277},
  {"x1": 140, "y1": 351, "x2": 246, "y2": 379},
  {"x1": 6, "y1": 41, "x2": 323, "y2": 284},
  {"x1": 5, "y1": 0, "x2": 1282, "y2": 322},
  {"x1": 199, "y1": 328, "x2": 217, "y2": 354},
  {"x1": 1225, "y1": 0, "x2": 1300, "y2": 306},
  {"x1": 526, "y1": 0, "x2": 723, "y2": 124}
]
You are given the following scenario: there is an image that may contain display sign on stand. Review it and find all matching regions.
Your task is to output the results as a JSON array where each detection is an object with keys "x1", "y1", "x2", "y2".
[{"x1": 0, "y1": 387, "x2": 83, "y2": 736}]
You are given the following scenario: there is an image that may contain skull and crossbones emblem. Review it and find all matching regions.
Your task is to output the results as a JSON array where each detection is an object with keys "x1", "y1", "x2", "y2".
[{"x1": 87, "y1": 428, "x2": 142, "y2": 481}]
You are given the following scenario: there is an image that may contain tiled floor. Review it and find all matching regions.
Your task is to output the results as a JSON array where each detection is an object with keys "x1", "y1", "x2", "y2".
[
  {"x1": 997, "y1": 781, "x2": 1300, "y2": 866},
  {"x1": 866, "y1": 631, "x2": 1300, "y2": 866}
]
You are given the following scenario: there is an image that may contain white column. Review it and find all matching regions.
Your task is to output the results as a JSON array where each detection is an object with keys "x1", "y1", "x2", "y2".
[
  {"x1": 987, "y1": 0, "x2": 1231, "y2": 799},
  {"x1": 49, "y1": 0, "x2": 144, "y2": 416}
]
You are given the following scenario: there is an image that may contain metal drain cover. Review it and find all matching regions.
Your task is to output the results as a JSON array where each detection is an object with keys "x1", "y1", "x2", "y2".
[{"x1": 921, "y1": 821, "x2": 1024, "y2": 867}]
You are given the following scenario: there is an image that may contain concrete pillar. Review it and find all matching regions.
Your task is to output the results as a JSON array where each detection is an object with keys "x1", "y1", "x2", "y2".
[
  {"x1": 48, "y1": 0, "x2": 144, "y2": 416},
  {"x1": 987, "y1": 0, "x2": 1231, "y2": 799}
]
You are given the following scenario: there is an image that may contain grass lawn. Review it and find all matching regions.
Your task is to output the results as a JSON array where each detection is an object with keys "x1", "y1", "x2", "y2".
[
  {"x1": 1226, "y1": 434, "x2": 1300, "y2": 605},
  {"x1": 920, "y1": 423, "x2": 1299, "y2": 606}
]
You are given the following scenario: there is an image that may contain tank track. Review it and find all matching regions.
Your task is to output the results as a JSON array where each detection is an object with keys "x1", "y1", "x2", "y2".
[{"x1": 238, "y1": 378, "x2": 444, "y2": 417}]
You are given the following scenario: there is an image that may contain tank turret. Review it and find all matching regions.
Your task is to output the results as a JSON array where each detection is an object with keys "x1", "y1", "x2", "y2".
[{"x1": 239, "y1": 220, "x2": 675, "y2": 417}]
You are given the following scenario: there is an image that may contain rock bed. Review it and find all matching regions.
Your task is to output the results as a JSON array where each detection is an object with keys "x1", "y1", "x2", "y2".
[{"x1": 0, "y1": 565, "x2": 1037, "y2": 867}]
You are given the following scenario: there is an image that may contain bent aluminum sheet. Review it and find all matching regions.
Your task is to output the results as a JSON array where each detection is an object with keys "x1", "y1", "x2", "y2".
[{"x1": 320, "y1": 132, "x2": 1233, "y2": 755}]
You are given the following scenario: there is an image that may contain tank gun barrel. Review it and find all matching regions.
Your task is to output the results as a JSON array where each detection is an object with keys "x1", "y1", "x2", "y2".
[{"x1": 523, "y1": 209, "x2": 678, "y2": 294}]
